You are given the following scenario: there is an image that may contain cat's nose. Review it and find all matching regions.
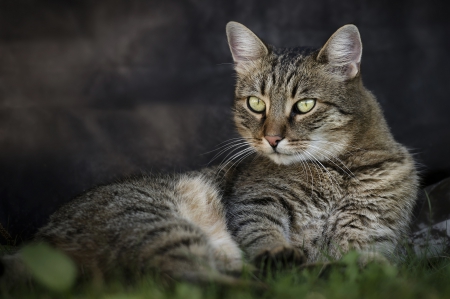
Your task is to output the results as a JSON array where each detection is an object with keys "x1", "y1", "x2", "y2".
[{"x1": 265, "y1": 136, "x2": 283, "y2": 148}]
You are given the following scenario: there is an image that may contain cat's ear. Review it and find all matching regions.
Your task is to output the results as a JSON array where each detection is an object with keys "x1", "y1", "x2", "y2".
[
  {"x1": 226, "y1": 22, "x2": 268, "y2": 68},
  {"x1": 317, "y1": 25, "x2": 362, "y2": 80}
]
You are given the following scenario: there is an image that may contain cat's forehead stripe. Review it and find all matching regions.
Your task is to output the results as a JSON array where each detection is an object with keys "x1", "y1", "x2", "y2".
[
  {"x1": 260, "y1": 77, "x2": 266, "y2": 96},
  {"x1": 267, "y1": 51, "x2": 307, "y2": 100}
]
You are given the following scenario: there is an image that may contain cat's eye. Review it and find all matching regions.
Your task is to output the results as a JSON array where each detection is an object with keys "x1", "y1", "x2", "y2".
[
  {"x1": 247, "y1": 96, "x2": 266, "y2": 113},
  {"x1": 294, "y1": 99, "x2": 316, "y2": 114}
]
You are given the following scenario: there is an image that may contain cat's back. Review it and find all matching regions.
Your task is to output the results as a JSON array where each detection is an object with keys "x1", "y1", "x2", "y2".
[{"x1": 41, "y1": 175, "x2": 179, "y2": 230}]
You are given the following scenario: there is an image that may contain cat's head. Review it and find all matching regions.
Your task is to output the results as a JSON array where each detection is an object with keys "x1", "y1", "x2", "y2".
[{"x1": 226, "y1": 22, "x2": 377, "y2": 165}]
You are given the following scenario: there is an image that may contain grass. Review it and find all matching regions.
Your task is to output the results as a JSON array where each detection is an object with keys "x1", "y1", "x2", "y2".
[
  {"x1": 1, "y1": 243, "x2": 450, "y2": 299},
  {"x1": 2, "y1": 196, "x2": 447, "y2": 299}
]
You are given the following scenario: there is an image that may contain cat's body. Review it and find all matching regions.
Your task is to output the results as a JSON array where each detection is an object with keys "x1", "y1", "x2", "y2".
[
  {"x1": 0, "y1": 22, "x2": 418, "y2": 286},
  {"x1": 1, "y1": 171, "x2": 243, "y2": 284},
  {"x1": 219, "y1": 23, "x2": 418, "y2": 264},
  {"x1": 221, "y1": 144, "x2": 416, "y2": 263}
]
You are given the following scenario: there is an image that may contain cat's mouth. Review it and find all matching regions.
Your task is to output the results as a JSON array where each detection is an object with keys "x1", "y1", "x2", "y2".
[
  {"x1": 264, "y1": 141, "x2": 303, "y2": 156},
  {"x1": 268, "y1": 151, "x2": 290, "y2": 158},
  {"x1": 271, "y1": 148, "x2": 281, "y2": 154},
  {"x1": 258, "y1": 139, "x2": 312, "y2": 165}
]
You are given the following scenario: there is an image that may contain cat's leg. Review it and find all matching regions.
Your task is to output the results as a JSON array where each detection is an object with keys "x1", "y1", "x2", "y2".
[
  {"x1": 226, "y1": 197, "x2": 305, "y2": 271},
  {"x1": 35, "y1": 206, "x2": 236, "y2": 285},
  {"x1": 174, "y1": 175, "x2": 243, "y2": 275},
  {"x1": 323, "y1": 196, "x2": 411, "y2": 263},
  {"x1": 31, "y1": 177, "x2": 242, "y2": 284}
]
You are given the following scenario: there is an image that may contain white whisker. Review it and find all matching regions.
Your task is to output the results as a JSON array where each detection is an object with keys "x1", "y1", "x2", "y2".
[
  {"x1": 297, "y1": 155, "x2": 314, "y2": 199},
  {"x1": 304, "y1": 149, "x2": 342, "y2": 197},
  {"x1": 217, "y1": 147, "x2": 255, "y2": 174},
  {"x1": 201, "y1": 137, "x2": 252, "y2": 155},
  {"x1": 309, "y1": 140, "x2": 366, "y2": 152},
  {"x1": 222, "y1": 150, "x2": 256, "y2": 177},
  {"x1": 307, "y1": 144, "x2": 356, "y2": 179},
  {"x1": 207, "y1": 141, "x2": 251, "y2": 165},
  {"x1": 216, "y1": 143, "x2": 253, "y2": 167}
]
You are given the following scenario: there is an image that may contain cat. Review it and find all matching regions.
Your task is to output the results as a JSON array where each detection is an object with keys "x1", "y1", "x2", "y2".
[
  {"x1": 0, "y1": 22, "x2": 418, "y2": 286},
  {"x1": 1, "y1": 171, "x2": 243, "y2": 285},
  {"x1": 219, "y1": 22, "x2": 418, "y2": 266}
]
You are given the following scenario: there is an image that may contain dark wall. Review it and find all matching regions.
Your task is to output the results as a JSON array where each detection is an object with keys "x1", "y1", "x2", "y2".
[{"x1": 1, "y1": 0, "x2": 449, "y2": 243}]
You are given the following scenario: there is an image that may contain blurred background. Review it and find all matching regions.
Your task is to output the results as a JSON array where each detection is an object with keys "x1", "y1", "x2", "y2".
[{"x1": 0, "y1": 0, "x2": 449, "y2": 244}]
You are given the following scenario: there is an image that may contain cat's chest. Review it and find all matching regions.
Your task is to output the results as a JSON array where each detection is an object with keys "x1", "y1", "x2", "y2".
[
  {"x1": 231, "y1": 161, "x2": 350, "y2": 214},
  {"x1": 225, "y1": 160, "x2": 365, "y2": 245}
]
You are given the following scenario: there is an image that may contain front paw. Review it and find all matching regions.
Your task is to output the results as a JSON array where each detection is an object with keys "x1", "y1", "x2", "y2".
[{"x1": 253, "y1": 246, "x2": 305, "y2": 275}]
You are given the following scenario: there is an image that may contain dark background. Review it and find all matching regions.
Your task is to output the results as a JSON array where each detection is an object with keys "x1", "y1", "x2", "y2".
[{"x1": 0, "y1": 0, "x2": 449, "y2": 244}]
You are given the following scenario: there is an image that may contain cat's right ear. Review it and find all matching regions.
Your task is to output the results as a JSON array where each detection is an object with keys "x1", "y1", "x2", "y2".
[
  {"x1": 226, "y1": 22, "x2": 268, "y2": 72},
  {"x1": 317, "y1": 25, "x2": 362, "y2": 80}
]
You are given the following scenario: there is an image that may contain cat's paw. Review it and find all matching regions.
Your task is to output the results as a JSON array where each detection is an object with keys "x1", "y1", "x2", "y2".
[{"x1": 253, "y1": 246, "x2": 305, "y2": 275}]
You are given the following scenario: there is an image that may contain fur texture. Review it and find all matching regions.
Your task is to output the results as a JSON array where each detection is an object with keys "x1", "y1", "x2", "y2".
[
  {"x1": 2, "y1": 171, "x2": 242, "y2": 284},
  {"x1": 219, "y1": 22, "x2": 418, "y2": 265}
]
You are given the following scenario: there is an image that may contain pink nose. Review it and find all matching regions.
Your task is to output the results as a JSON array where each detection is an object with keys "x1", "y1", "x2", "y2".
[{"x1": 265, "y1": 136, "x2": 283, "y2": 147}]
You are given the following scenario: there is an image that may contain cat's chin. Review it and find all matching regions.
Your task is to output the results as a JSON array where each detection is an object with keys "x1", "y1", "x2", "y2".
[{"x1": 266, "y1": 152, "x2": 304, "y2": 165}]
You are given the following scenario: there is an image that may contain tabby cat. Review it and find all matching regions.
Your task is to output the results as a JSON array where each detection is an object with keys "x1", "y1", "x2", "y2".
[
  {"x1": 220, "y1": 22, "x2": 418, "y2": 265},
  {"x1": 0, "y1": 22, "x2": 418, "y2": 285},
  {"x1": 1, "y1": 170, "x2": 243, "y2": 285}
]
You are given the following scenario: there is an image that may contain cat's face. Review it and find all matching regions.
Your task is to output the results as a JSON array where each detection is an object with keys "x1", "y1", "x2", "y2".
[{"x1": 227, "y1": 22, "x2": 366, "y2": 165}]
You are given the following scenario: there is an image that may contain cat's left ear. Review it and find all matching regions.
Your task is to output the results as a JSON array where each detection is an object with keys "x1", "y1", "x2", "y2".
[
  {"x1": 317, "y1": 25, "x2": 362, "y2": 80},
  {"x1": 226, "y1": 22, "x2": 269, "y2": 72}
]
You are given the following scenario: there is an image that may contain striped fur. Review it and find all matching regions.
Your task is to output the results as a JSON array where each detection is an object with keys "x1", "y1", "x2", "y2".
[
  {"x1": 2, "y1": 172, "x2": 242, "y2": 284},
  {"x1": 221, "y1": 22, "x2": 418, "y2": 266}
]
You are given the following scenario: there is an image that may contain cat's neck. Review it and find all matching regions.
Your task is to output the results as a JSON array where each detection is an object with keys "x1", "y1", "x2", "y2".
[{"x1": 350, "y1": 89, "x2": 399, "y2": 154}]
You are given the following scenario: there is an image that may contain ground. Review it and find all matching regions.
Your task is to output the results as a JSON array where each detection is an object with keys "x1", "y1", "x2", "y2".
[{"x1": 1, "y1": 243, "x2": 450, "y2": 299}]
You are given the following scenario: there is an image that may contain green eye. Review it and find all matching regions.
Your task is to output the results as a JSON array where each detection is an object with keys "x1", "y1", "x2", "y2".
[
  {"x1": 247, "y1": 96, "x2": 266, "y2": 113},
  {"x1": 295, "y1": 99, "x2": 316, "y2": 114}
]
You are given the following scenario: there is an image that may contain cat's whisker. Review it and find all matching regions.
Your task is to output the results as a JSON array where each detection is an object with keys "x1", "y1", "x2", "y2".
[
  {"x1": 217, "y1": 146, "x2": 253, "y2": 170},
  {"x1": 295, "y1": 153, "x2": 314, "y2": 189},
  {"x1": 217, "y1": 147, "x2": 255, "y2": 174},
  {"x1": 309, "y1": 140, "x2": 367, "y2": 152},
  {"x1": 306, "y1": 144, "x2": 356, "y2": 179},
  {"x1": 303, "y1": 160, "x2": 315, "y2": 200},
  {"x1": 208, "y1": 140, "x2": 251, "y2": 162},
  {"x1": 207, "y1": 141, "x2": 251, "y2": 165},
  {"x1": 211, "y1": 136, "x2": 254, "y2": 146},
  {"x1": 201, "y1": 137, "x2": 253, "y2": 155},
  {"x1": 298, "y1": 159, "x2": 309, "y2": 189},
  {"x1": 215, "y1": 136, "x2": 254, "y2": 146},
  {"x1": 221, "y1": 149, "x2": 256, "y2": 177},
  {"x1": 215, "y1": 143, "x2": 253, "y2": 168},
  {"x1": 303, "y1": 140, "x2": 362, "y2": 177},
  {"x1": 297, "y1": 155, "x2": 314, "y2": 199},
  {"x1": 250, "y1": 151, "x2": 261, "y2": 163},
  {"x1": 202, "y1": 140, "x2": 248, "y2": 158},
  {"x1": 305, "y1": 143, "x2": 363, "y2": 187},
  {"x1": 302, "y1": 154, "x2": 326, "y2": 193},
  {"x1": 304, "y1": 150, "x2": 342, "y2": 197}
]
